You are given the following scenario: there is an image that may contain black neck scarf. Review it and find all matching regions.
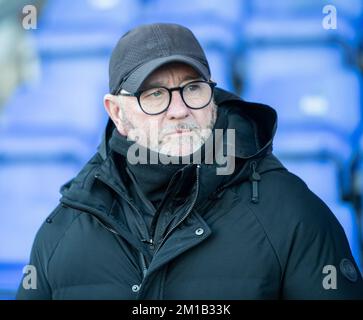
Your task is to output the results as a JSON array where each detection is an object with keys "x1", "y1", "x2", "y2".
[{"x1": 108, "y1": 109, "x2": 227, "y2": 205}]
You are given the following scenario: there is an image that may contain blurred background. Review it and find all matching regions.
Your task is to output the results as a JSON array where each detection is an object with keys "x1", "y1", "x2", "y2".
[{"x1": 0, "y1": 0, "x2": 362, "y2": 300}]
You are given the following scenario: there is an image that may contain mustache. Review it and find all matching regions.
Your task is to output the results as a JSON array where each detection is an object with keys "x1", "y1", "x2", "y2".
[{"x1": 160, "y1": 122, "x2": 201, "y2": 137}]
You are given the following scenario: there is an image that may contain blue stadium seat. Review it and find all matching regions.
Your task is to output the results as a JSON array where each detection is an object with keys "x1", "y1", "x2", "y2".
[
  {"x1": 0, "y1": 55, "x2": 109, "y2": 164},
  {"x1": 273, "y1": 130, "x2": 354, "y2": 200},
  {"x1": 0, "y1": 263, "x2": 24, "y2": 300},
  {"x1": 2, "y1": 56, "x2": 109, "y2": 136},
  {"x1": 38, "y1": 0, "x2": 142, "y2": 32},
  {"x1": 141, "y1": 0, "x2": 244, "y2": 24},
  {"x1": 281, "y1": 157, "x2": 362, "y2": 270},
  {"x1": 33, "y1": 29, "x2": 117, "y2": 58},
  {"x1": 244, "y1": 0, "x2": 362, "y2": 44},
  {"x1": 273, "y1": 130, "x2": 352, "y2": 162},
  {"x1": 206, "y1": 50, "x2": 234, "y2": 92},
  {"x1": 242, "y1": 45, "x2": 361, "y2": 139},
  {"x1": 0, "y1": 53, "x2": 110, "y2": 300},
  {"x1": 0, "y1": 162, "x2": 79, "y2": 262},
  {"x1": 247, "y1": 0, "x2": 362, "y2": 21}
]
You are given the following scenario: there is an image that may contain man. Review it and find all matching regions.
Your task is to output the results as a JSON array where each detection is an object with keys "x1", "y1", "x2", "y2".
[{"x1": 17, "y1": 23, "x2": 363, "y2": 299}]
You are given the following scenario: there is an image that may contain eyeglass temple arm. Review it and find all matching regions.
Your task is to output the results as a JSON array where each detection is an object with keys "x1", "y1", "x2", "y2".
[{"x1": 118, "y1": 92, "x2": 137, "y2": 97}]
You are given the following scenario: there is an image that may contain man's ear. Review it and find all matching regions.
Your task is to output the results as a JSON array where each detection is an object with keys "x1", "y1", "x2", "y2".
[{"x1": 103, "y1": 93, "x2": 127, "y2": 136}]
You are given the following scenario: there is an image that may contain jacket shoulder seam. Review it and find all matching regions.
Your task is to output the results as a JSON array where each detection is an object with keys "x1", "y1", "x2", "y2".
[{"x1": 45, "y1": 211, "x2": 82, "y2": 277}]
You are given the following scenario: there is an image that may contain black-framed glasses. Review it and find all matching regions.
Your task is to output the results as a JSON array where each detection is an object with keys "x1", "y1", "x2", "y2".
[{"x1": 118, "y1": 80, "x2": 217, "y2": 115}]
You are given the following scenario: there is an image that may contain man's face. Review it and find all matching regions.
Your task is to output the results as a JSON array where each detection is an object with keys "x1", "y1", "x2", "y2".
[{"x1": 112, "y1": 63, "x2": 217, "y2": 157}]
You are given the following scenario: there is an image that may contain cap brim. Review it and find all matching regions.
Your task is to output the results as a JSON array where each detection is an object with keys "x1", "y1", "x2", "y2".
[{"x1": 121, "y1": 55, "x2": 210, "y2": 93}]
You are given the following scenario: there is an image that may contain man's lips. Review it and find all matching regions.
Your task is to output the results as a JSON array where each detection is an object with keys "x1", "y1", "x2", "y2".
[
  {"x1": 164, "y1": 129, "x2": 192, "y2": 136},
  {"x1": 176, "y1": 128, "x2": 192, "y2": 134}
]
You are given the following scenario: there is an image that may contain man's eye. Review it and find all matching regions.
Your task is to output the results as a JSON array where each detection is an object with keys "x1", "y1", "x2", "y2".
[
  {"x1": 145, "y1": 89, "x2": 164, "y2": 98},
  {"x1": 186, "y1": 84, "x2": 201, "y2": 92},
  {"x1": 152, "y1": 90, "x2": 163, "y2": 97}
]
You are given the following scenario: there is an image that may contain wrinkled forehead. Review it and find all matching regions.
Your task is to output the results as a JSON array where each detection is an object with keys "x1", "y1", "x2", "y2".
[{"x1": 141, "y1": 62, "x2": 202, "y2": 88}]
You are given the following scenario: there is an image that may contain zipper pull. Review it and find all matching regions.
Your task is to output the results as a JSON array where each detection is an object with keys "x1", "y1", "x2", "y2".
[
  {"x1": 249, "y1": 161, "x2": 261, "y2": 204},
  {"x1": 141, "y1": 238, "x2": 154, "y2": 249}
]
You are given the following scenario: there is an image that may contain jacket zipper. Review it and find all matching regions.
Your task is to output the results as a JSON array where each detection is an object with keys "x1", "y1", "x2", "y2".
[
  {"x1": 93, "y1": 165, "x2": 199, "y2": 277},
  {"x1": 94, "y1": 174, "x2": 155, "y2": 279},
  {"x1": 89, "y1": 212, "x2": 120, "y2": 235},
  {"x1": 250, "y1": 161, "x2": 261, "y2": 203},
  {"x1": 60, "y1": 200, "x2": 121, "y2": 237},
  {"x1": 153, "y1": 164, "x2": 201, "y2": 255},
  {"x1": 94, "y1": 173, "x2": 153, "y2": 244},
  {"x1": 61, "y1": 198, "x2": 151, "y2": 281}
]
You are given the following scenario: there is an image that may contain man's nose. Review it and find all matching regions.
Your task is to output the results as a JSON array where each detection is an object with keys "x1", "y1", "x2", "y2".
[{"x1": 165, "y1": 90, "x2": 189, "y2": 120}]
